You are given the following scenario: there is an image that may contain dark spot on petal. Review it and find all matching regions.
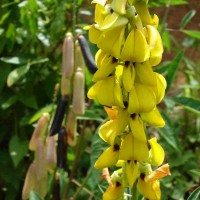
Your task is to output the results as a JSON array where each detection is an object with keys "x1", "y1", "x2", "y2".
[
  {"x1": 112, "y1": 57, "x2": 118, "y2": 63},
  {"x1": 140, "y1": 173, "x2": 146, "y2": 180},
  {"x1": 125, "y1": 61, "x2": 130, "y2": 67},
  {"x1": 113, "y1": 144, "x2": 120, "y2": 151},
  {"x1": 127, "y1": 160, "x2": 131, "y2": 164},
  {"x1": 147, "y1": 141, "x2": 151, "y2": 150},
  {"x1": 130, "y1": 113, "x2": 136, "y2": 119},
  {"x1": 116, "y1": 181, "x2": 121, "y2": 187},
  {"x1": 110, "y1": 9, "x2": 114, "y2": 13},
  {"x1": 123, "y1": 101, "x2": 128, "y2": 108},
  {"x1": 134, "y1": 160, "x2": 137, "y2": 164}
]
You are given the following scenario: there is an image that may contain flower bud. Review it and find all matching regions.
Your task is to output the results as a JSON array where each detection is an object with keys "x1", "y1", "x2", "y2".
[
  {"x1": 62, "y1": 32, "x2": 74, "y2": 78},
  {"x1": 22, "y1": 162, "x2": 36, "y2": 200},
  {"x1": 75, "y1": 41, "x2": 85, "y2": 71},
  {"x1": 66, "y1": 106, "x2": 77, "y2": 146},
  {"x1": 46, "y1": 136, "x2": 57, "y2": 171},
  {"x1": 29, "y1": 113, "x2": 50, "y2": 151},
  {"x1": 72, "y1": 68, "x2": 85, "y2": 115},
  {"x1": 35, "y1": 138, "x2": 47, "y2": 180},
  {"x1": 61, "y1": 75, "x2": 71, "y2": 96}
]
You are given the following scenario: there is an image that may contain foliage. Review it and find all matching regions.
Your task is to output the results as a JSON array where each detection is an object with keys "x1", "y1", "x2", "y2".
[{"x1": 0, "y1": 0, "x2": 199, "y2": 199}]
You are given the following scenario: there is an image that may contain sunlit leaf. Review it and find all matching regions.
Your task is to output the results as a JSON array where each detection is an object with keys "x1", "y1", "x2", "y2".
[
  {"x1": 180, "y1": 10, "x2": 196, "y2": 29},
  {"x1": 182, "y1": 30, "x2": 200, "y2": 39},
  {"x1": 7, "y1": 64, "x2": 30, "y2": 87},
  {"x1": 173, "y1": 97, "x2": 200, "y2": 115},
  {"x1": 0, "y1": 57, "x2": 27, "y2": 64},
  {"x1": 29, "y1": 191, "x2": 42, "y2": 200},
  {"x1": 9, "y1": 135, "x2": 28, "y2": 167},
  {"x1": 187, "y1": 186, "x2": 200, "y2": 200},
  {"x1": 190, "y1": 169, "x2": 200, "y2": 176},
  {"x1": 166, "y1": 51, "x2": 183, "y2": 91}
]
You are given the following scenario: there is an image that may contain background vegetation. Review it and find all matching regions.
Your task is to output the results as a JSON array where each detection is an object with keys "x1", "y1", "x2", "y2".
[{"x1": 0, "y1": 0, "x2": 199, "y2": 199}]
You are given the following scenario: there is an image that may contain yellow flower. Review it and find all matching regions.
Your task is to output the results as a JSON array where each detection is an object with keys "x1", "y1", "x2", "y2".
[
  {"x1": 148, "y1": 137, "x2": 165, "y2": 166},
  {"x1": 95, "y1": 145, "x2": 120, "y2": 169},
  {"x1": 125, "y1": 160, "x2": 139, "y2": 186},
  {"x1": 138, "y1": 175, "x2": 161, "y2": 200},
  {"x1": 120, "y1": 28, "x2": 150, "y2": 62},
  {"x1": 103, "y1": 181, "x2": 124, "y2": 200},
  {"x1": 119, "y1": 132, "x2": 149, "y2": 161},
  {"x1": 140, "y1": 107, "x2": 165, "y2": 127}
]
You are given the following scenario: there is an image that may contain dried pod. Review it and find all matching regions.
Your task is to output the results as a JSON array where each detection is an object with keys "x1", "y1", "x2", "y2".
[
  {"x1": 50, "y1": 96, "x2": 68, "y2": 136},
  {"x1": 66, "y1": 106, "x2": 77, "y2": 146},
  {"x1": 62, "y1": 33, "x2": 74, "y2": 78},
  {"x1": 57, "y1": 127, "x2": 67, "y2": 169},
  {"x1": 46, "y1": 136, "x2": 57, "y2": 171},
  {"x1": 22, "y1": 162, "x2": 36, "y2": 200},
  {"x1": 61, "y1": 75, "x2": 71, "y2": 96},
  {"x1": 35, "y1": 138, "x2": 47, "y2": 180},
  {"x1": 72, "y1": 68, "x2": 85, "y2": 115},
  {"x1": 77, "y1": 34, "x2": 97, "y2": 74},
  {"x1": 29, "y1": 113, "x2": 50, "y2": 151}
]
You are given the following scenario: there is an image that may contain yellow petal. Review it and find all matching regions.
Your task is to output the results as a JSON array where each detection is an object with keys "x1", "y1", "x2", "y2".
[
  {"x1": 128, "y1": 84, "x2": 156, "y2": 114},
  {"x1": 145, "y1": 163, "x2": 171, "y2": 182},
  {"x1": 155, "y1": 73, "x2": 166, "y2": 103},
  {"x1": 125, "y1": 160, "x2": 139, "y2": 186},
  {"x1": 121, "y1": 28, "x2": 150, "y2": 62},
  {"x1": 104, "y1": 106, "x2": 118, "y2": 120},
  {"x1": 122, "y1": 62, "x2": 135, "y2": 92},
  {"x1": 111, "y1": 0, "x2": 127, "y2": 15},
  {"x1": 95, "y1": 146, "x2": 120, "y2": 169},
  {"x1": 135, "y1": 61, "x2": 156, "y2": 87},
  {"x1": 98, "y1": 26, "x2": 125, "y2": 58},
  {"x1": 98, "y1": 12, "x2": 128, "y2": 31},
  {"x1": 119, "y1": 132, "x2": 149, "y2": 161},
  {"x1": 99, "y1": 120, "x2": 117, "y2": 145},
  {"x1": 94, "y1": 3, "x2": 106, "y2": 24},
  {"x1": 129, "y1": 114, "x2": 147, "y2": 142},
  {"x1": 87, "y1": 76, "x2": 115, "y2": 107},
  {"x1": 92, "y1": 0, "x2": 107, "y2": 6},
  {"x1": 149, "y1": 30, "x2": 163, "y2": 66},
  {"x1": 140, "y1": 107, "x2": 165, "y2": 127},
  {"x1": 148, "y1": 137, "x2": 165, "y2": 166},
  {"x1": 116, "y1": 108, "x2": 129, "y2": 134},
  {"x1": 93, "y1": 54, "x2": 117, "y2": 81},
  {"x1": 103, "y1": 181, "x2": 124, "y2": 200},
  {"x1": 138, "y1": 177, "x2": 161, "y2": 200},
  {"x1": 89, "y1": 25, "x2": 102, "y2": 44}
]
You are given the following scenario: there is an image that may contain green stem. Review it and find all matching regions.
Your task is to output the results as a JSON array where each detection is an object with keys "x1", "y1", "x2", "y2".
[{"x1": 131, "y1": 181, "x2": 138, "y2": 200}]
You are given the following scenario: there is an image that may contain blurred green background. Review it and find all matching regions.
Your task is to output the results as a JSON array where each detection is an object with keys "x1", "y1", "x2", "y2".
[{"x1": 0, "y1": 0, "x2": 199, "y2": 199}]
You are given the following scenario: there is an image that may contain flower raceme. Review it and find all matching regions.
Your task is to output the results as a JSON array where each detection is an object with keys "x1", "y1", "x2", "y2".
[{"x1": 87, "y1": 0, "x2": 170, "y2": 199}]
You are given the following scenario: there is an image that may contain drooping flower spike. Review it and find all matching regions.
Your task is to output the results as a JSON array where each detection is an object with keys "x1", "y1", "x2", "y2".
[{"x1": 87, "y1": 0, "x2": 170, "y2": 199}]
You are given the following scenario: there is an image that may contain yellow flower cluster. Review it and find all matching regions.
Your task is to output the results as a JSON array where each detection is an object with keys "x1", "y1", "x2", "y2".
[{"x1": 87, "y1": 0, "x2": 171, "y2": 199}]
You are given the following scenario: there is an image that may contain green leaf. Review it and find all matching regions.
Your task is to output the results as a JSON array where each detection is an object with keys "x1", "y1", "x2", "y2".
[
  {"x1": 29, "y1": 191, "x2": 43, "y2": 200},
  {"x1": 1, "y1": 95, "x2": 19, "y2": 109},
  {"x1": 28, "y1": 104, "x2": 54, "y2": 124},
  {"x1": 158, "y1": 113, "x2": 181, "y2": 153},
  {"x1": 187, "y1": 186, "x2": 200, "y2": 200},
  {"x1": 190, "y1": 169, "x2": 200, "y2": 176},
  {"x1": 19, "y1": 94, "x2": 38, "y2": 109},
  {"x1": 7, "y1": 64, "x2": 30, "y2": 87},
  {"x1": 173, "y1": 97, "x2": 200, "y2": 115},
  {"x1": 162, "y1": 30, "x2": 171, "y2": 51},
  {"x1": 149, "y1": 0, "x2": 187, "y2": 7},
  {"x1": 9, "y1": 135, "x2": 28, "y2": 167},
  {"x1": 0, "y1": 65, "x2": 11, "y2": 92},
  {"x1": 31, "y1": 57, "x2": 49, "y2": 65},
  {"x1": 181, "y1": 30, "x2": 200, "y2": 39},
  {"x1": 180, "y1": 10, "x2": 196, "y2": 29},
  {"x1": 58, "y1": 168, "x2": 69, "y2": 199},
  {"x1": 166, "y1": 51, "x2": 183, "y2": 91},
  {"x1": 0, "y1": 57, "x2": 27, "y2": 64}
]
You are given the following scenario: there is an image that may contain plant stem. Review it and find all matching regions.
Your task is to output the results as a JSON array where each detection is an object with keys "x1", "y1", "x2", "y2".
[
  {"x1": 131, "y1": 181, "x2": 138, "y2": 200},
  {"x1": 63, "y1": 121, "x2": 86, "y2": 199}
]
